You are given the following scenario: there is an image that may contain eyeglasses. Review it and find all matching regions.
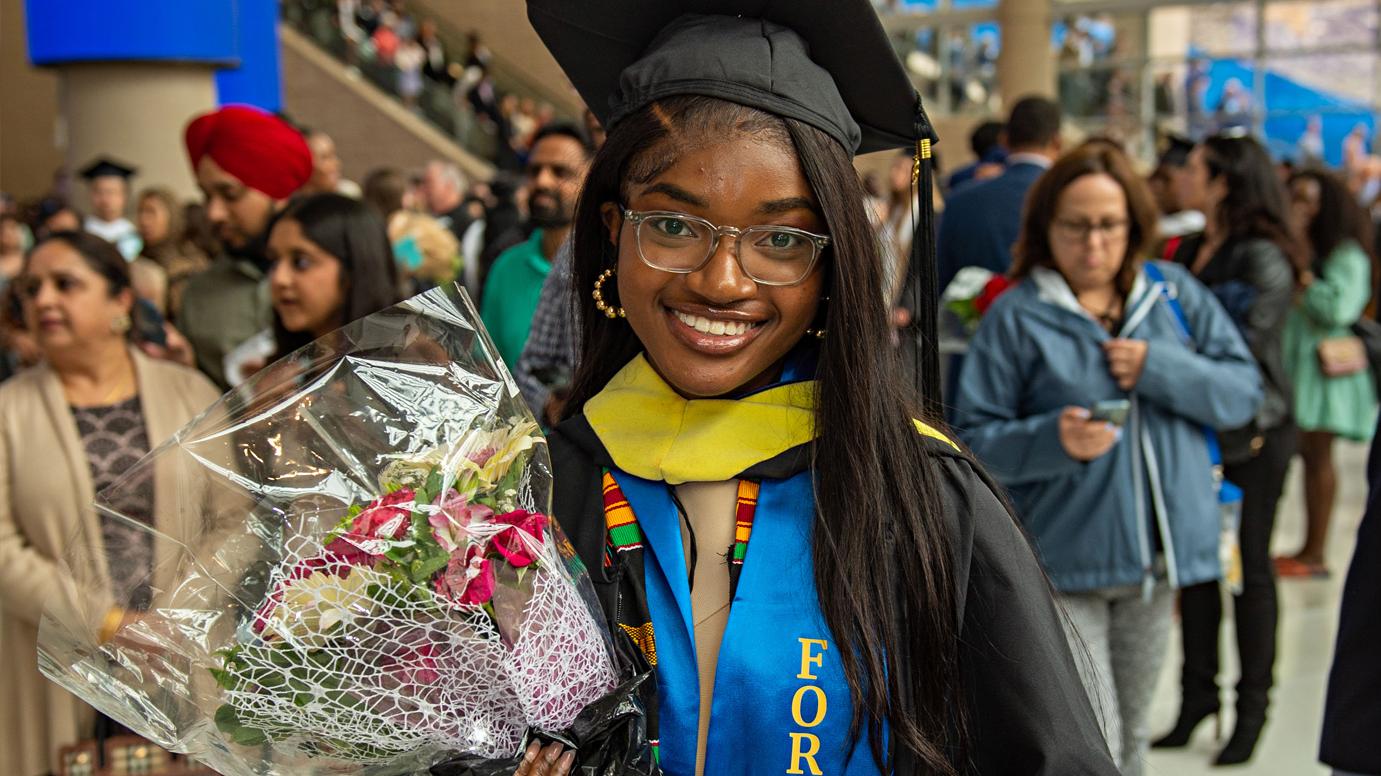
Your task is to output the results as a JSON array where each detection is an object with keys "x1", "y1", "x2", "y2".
[
  {"x1": 1052, "y1": 218, "x2": 1130, "y2": 243},
  {"x1": 620, "y1": 208, "x2": 830, "y2": 287}
]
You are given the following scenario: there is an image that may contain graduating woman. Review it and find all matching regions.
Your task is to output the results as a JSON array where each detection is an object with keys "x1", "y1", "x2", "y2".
[{"x1": 514, "y1": 2, "x2": 1119, "y2": 775}]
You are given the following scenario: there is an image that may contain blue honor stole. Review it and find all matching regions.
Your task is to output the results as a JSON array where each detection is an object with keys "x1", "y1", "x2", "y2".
[{"x1": 611, "y1": 470, "x2": 885, "y2": 776}]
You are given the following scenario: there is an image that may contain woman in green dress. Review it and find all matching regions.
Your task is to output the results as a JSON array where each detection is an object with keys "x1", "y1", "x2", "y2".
[{"x1": 1277, "y1": 168, "x2": 1378, "y2": 577}]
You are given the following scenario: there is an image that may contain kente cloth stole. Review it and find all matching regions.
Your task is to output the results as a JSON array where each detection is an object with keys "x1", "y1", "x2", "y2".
[{"x1": 601, "y1": 469, "x2": 885, "y2": 776}]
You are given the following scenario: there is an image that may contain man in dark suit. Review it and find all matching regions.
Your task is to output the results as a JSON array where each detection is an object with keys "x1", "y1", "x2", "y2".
[
  {"x1": 936, "y1": 96, "x2": 1063, "y2": 292},
  {"x1": 1319, "y1": 413, "x2": 1381, "y2": 776}
]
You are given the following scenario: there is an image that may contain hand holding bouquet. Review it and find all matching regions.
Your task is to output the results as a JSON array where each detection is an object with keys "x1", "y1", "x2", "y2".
[{"x1": 37, "y1": 286, "x2": 645, "y2": 775}]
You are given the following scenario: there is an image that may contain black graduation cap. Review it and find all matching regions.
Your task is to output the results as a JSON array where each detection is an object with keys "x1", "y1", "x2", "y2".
[
  {"x1": 1157, "y1": 134, "x2": 1195, "y2": 169},
  {"x1": 78, "y1": 156, "x2": 137, "y2": 182},
  {"x1": 526, "y1": 0, "x2": 933, "y2": 155},
  {"x1": 79, "y1": 157, "x2": 137, "y2": 182},
  {"x1": 526, "y1": 0, "x2": 944, "y2": 411}
]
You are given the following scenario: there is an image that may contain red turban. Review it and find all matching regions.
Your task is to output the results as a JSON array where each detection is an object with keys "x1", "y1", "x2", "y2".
[{"x1": 184, "y1": 105, "x2": 313, "y2": 200}]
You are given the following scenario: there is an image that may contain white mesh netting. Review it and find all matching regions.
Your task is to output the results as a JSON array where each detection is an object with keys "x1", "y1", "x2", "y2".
[{"x1": 218, "y1": 519, "x2": 616, "y2": 764}]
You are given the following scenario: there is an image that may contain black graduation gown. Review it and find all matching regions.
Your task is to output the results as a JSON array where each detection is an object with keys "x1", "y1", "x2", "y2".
[
  {"x1": 548, "y1": 414, "x2": 1118, "y2": 775},
  {"x1": 1318, "y1": 420, "x2": 1381, "y2": 773}
]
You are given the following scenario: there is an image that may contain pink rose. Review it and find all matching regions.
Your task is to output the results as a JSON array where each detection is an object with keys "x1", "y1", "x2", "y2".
[
  {"x1": 490, "y1": 510, "x2": 546, "y2": 568},
  {"x1": 322, "y1": 535, "x2": 375, "y2": 568},
  {"x1": 427, "y1": 490, "x2": 494, "y2": 553},
  {"x1": 435, "y1": 543, "x2": 495, "y2": 606},
  {"x1": 349, "y1": 489, "x2": 416, "y2": 542},
  {"x1": 328, "y1": 490, "x2": 416, "y2": 561}
]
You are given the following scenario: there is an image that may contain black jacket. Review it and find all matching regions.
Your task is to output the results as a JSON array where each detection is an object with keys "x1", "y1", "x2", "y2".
[
  {"x1": 1174, "y1": 234, "x2": 1296, "y2": 461},
  {"x1": 1319, "y1": 416, "x2": 1381, "y2": 774},
  {"x1": 548, "y1": 415, "x2": 1118, "y2": 775}
]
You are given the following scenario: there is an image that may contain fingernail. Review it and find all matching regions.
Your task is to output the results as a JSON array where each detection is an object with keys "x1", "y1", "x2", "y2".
[
  {"x1": 1073, "y1": 408, "x2": 1091, "y2": 419},
  {"x1": 558, "y1": 751, "x2": 576, "y2": 771},
  {"x1": 545, "y1": 745, "x2": 561, "y2": 763},
  {"x1": 524, "y1": 741, "x2": 539, "y2": 762}
]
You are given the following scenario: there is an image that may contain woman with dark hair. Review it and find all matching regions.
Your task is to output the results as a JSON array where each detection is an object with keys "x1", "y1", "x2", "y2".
[
  {"x1": 953, "y1": 143, "x2": 1260, "y2": 776},
  {"x1": 512, "y1": 3, "x2": 1120, "y2": 776},
  {"x1": 266, "y1": 193, "x2": 402, "y2": 361},
  {"x1": 1155, "y1": 134, "x2": 1304, "y2": 765},
  {"x1": 1277, "y1": 169, "x2": 1378, "y2": 576},
  {"x1": 0, "y1": 231, "x2": 218, "y2": 775}
]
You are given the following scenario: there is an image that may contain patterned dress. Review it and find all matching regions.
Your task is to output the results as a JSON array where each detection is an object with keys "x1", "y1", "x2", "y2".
[{"x1": 72, "y1": 397, "x2": 155, "y2": 610}]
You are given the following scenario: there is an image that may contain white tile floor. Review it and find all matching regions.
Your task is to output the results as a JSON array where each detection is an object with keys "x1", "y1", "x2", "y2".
[{"x1": 1143, "y1": 440, "x2": 1370, "y2": 776}]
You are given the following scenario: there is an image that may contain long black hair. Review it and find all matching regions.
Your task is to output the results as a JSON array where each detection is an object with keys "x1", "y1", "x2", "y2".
[
  {"x1": 1290, "y1": 167, "x2": 1377, "y2": 272},
  {"x1": 561, "y1": 96, "x2": 963, "y2": 773},
  {"x1": 1201, "y1": 134, "x2": 1309, "y2": 279},
  {"x1": 271, "y1": 193, "x2": 401, "y2": 359}
]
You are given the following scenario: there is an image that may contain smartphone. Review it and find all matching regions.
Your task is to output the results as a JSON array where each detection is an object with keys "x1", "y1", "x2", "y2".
[
  {"x1": 132, "y1": 297, "x2": 168, "y2": 348},
  {"x1": 1089, "y1": 399, "x2": 1131, "y2": 427}
]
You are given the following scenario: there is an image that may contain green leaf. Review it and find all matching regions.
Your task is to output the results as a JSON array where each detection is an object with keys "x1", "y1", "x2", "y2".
[
  {"x1": 207, "y1": 668, "x2": 237, "y2": 691},
  {"x1": 214, "y1": 704, "x2": 241, "y2": 734},
  {"x1": 424, "y1": 469, "x2": 443, "y2": 499},
  {"x1": 293, "y1": 692, "x2": 314, "y2": 707},
  {"x1": 411, "y1": 550, "x2": 450, "y2": 582},
  {"x1": 232, "y1": 726, "x2": 268, "y2": 747}
]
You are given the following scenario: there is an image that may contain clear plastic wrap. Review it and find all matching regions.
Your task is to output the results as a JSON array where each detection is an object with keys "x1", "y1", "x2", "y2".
[{"x1": 37, "y1": 285, "x2": 623, "y2": 775}]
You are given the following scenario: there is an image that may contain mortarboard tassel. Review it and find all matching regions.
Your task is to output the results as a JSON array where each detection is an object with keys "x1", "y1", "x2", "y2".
[{"x1": 903, "y1": 100, "x2": 942, "y2": 418}]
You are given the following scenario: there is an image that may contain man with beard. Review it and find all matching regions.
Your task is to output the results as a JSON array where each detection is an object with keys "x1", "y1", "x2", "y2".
[
  {"x1": 479, "y1": 123, "x2": 591, "y2": 368},
  {"x1": 177, "y1": 106, "x2": 313, "y2": 388}
]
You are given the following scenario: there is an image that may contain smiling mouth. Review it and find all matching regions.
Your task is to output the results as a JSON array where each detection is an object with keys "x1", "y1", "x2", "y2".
[
  {"x1": 672, "y1": 310, "x2": 758, "y2": 336},
  {"x1": 665, "y1": 307, "x2": 766, "y2": 355}
]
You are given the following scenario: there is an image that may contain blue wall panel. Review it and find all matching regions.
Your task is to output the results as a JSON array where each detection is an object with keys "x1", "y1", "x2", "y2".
[
  {"x1": 216, "y1": 0, "x2": 283, "y2": 112},
  {"x1": 26, "y1": 0, "x2": 238, "y2": 66}
]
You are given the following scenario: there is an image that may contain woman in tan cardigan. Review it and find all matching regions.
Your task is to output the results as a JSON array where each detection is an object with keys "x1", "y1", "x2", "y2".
[{"x1": 0, "y1": 231, "x2": 219, "y2": 776}]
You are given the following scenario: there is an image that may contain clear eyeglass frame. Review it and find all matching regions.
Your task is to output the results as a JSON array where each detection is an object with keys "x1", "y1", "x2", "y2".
[
  {"x1": 620, "y1": 207, "x2": 830, "y2": 287},
  {"x1": 1052, "y1": 218, "x2": 1131, "y2": 243}
]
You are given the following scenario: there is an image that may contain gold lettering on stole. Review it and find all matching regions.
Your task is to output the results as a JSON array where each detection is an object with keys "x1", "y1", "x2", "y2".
[
  {"x1": 796, "y1": 638, "x2": 828, "y2": 680},
  {"x1": 787, "y1": 638, "x2": 829, "y2": 774}
]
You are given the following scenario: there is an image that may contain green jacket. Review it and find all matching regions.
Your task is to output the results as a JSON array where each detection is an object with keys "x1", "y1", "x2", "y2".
[
  {"x1": 179, "y1": 258, "x2": 271, "y2": 389},
  {"x1": 1283, "y1": 240, "x2": 1378, "y2": 440},
  {"x1": 479, "y1": 229, "x2": 551, "y2": 369}
]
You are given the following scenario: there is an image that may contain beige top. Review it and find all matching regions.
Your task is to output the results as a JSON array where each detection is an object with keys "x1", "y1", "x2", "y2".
[
  {"x1": 0, "y1": 350, "x2": 221, "y2": 776},
  {"x1": 674, "y1": 480, "x2": 740, "y2": 776}
]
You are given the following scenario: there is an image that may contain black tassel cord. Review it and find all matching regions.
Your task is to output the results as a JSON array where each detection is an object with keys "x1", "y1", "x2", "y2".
[{"x1": 903, "y1": 97, "x2": 942, "y2": 418}]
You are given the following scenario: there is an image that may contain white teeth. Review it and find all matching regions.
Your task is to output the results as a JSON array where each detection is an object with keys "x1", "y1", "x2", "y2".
[{"x1": 674, "y1": 311, "x2": 754, "y2": 336}]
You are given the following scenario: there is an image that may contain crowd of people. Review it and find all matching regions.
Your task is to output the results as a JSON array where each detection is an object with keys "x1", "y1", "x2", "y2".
[
  {"x1": 1, "y1": 17, "x2": 1379, "y2": 776},
  {"x1": 933, "y1": 95, "x2": 1379, "y2": 773},
  {"x1": 289, "y1": 0, "x2": 575, "y2": 172}
]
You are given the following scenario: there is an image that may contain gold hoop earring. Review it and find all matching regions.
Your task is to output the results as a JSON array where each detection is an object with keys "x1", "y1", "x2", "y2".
[
  {"x1": 592, "y1": 268, "x2": 626, "y2": 319},
  {"x1": 805, "y1": 328, "x2": 826, "y2": 339},
  {"x1": 111, "y1": 313, "x2": 132, "y2": 335}
]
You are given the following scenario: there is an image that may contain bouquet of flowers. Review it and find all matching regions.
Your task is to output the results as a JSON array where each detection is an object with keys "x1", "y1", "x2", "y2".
[
  {"x1": 36, "y1": 285, "x2": 646, "y2": 775},
  {"x1": 940, "y1": 266, "x2": 1014, "y2": 334}
]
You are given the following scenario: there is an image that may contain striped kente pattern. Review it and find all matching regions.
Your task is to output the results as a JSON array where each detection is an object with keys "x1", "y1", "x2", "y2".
[
  {"x1": 731, "y1": 480, "x2": 759, "y2": 565},
  {"x1": 602, "y1": 469, "x2": 644, "y2": 568}
]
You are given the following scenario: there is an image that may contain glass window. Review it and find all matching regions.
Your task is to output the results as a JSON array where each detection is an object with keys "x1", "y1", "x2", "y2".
[
  {"x1": 1262, "y1": 52, "x2": 1377, "y2": 166},
  {"x1": 1149, "y1": 3, "x2": 1259, "y2": 60},
  {"x1": 890, "y1": 26, "x2": 943, "y2": 105},
  {"x1": 1265, "y1": 0, "x2": 1378, "y2": 51},
  {"x1": 943, "y1": 22, "x2": 1001, "y2": 112}
]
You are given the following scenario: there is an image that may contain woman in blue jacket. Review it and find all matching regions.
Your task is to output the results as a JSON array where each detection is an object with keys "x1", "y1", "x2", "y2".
[{"x1": 953, "y1": 142, "x2": 1262, "y2": 776}]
